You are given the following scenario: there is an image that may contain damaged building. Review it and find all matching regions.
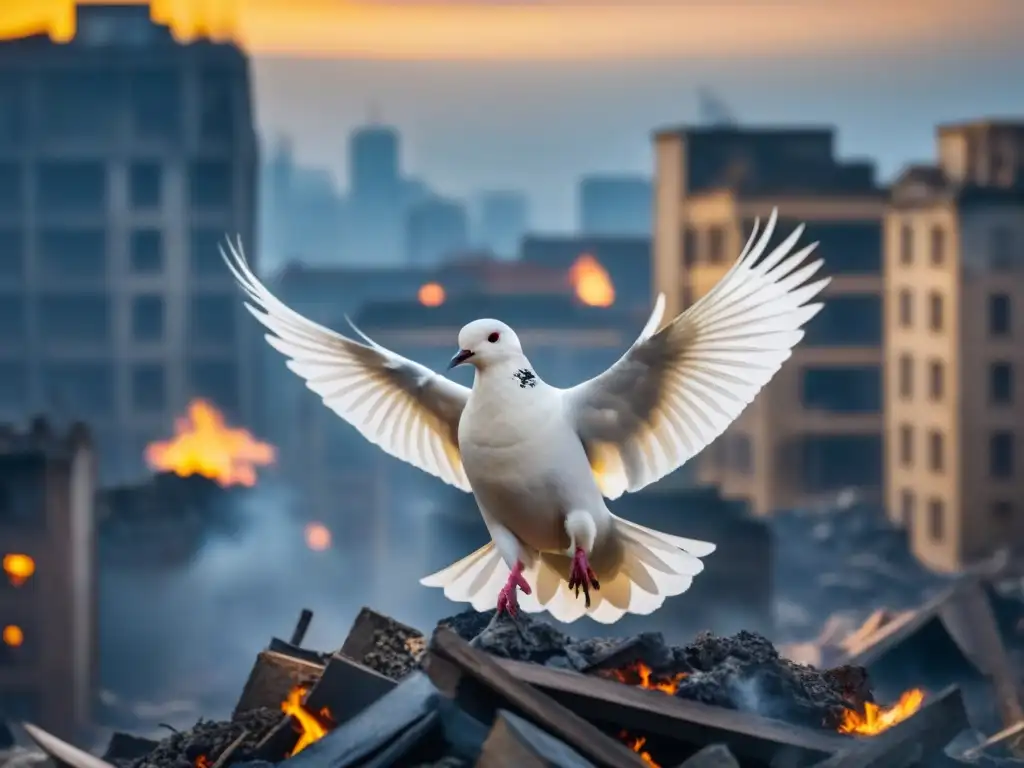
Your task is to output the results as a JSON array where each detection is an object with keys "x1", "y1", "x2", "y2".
[{"x1": 0, "y1": 419, "x2": 97, "y2": 741}]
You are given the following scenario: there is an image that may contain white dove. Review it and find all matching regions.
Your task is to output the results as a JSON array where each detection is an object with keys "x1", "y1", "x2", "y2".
[{"x1": 221, "y1": 209, "x2": 828, "y2": 624}]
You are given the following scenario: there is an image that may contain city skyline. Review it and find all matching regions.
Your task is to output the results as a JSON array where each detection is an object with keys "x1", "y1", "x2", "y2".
[{"x1": 3, "y1": 1, "x2": 1022, "y2": 230}]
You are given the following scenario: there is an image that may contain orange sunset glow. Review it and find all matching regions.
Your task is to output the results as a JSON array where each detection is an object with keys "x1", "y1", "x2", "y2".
[{"x1": 0, "y1": 0, "x2": 1015, "y2": 62}]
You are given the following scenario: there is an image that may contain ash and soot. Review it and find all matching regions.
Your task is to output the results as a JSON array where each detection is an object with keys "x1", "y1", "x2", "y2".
[{"x1": 50, "y1": 607, "x2": 947, "y2": 768}]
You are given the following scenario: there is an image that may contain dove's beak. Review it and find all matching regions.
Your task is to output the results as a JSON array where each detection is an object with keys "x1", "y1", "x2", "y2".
[{"x1": 448, "y1": 349, "x2": 475, "y2": 369}]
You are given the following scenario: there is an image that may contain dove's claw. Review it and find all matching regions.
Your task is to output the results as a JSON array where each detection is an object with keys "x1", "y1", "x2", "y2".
[
  {"x1": 568, "y1": 547, "x2": 600, "y2": 608},
  {"x1": 497, "y1": 561, "x2": 531, "y2": 617}
]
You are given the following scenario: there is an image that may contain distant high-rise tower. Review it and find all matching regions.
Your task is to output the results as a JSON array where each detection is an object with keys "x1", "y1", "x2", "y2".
[
  {"x1": 348, "y1": 124, "x2": 403, "y2": 264},
  {"x1": 0, "y1": 2, "x2": 259, "y2": 483},
  {"x1": 477, "y1": 191, "x2": 529, "y2": 259},
  {"x1": 405, "y1": 197, "x2": 469, "y2": 266}
]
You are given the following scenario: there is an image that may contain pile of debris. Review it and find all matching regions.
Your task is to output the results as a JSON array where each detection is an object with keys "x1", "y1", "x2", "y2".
[
  {"x1": 15, "y1": 606, "x2": 976, "y2": 768},
  {"x1": 771, "y1": 501, "x2": 949, "y2": 643}
]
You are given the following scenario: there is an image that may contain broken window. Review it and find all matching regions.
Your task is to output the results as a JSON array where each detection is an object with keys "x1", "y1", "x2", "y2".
[
  {"x1": 38, "y1": 229, "x2": 107, "y2": 279},
  {"x1": 36, "y1": 163, "x2": 107, "y2": 214},
  {"x1": 189, "y1": 294, "x2": 237, "y2": 345},
  {"x1": 41, "y1": 361, "x2": 115, "y2": 417},
  {"x1": 131, "y1": 295, "x2": 165, "y2": 342},
  {"x1": 38, "y1": 294, "x2": 111, "y2": 344},
  {"x1": 198, "y1": 67, "x2": 235, "y2": 142},
  {"x1": 0, "y1": 454, "x2": 46, "y2": 530},
  {"x1": 38, "y1": 69, "x2": 119, "y2": 139},
  {"x1": 129, "y1": 162, "x2": 162, "y2": 209},
  {"x1": 130, "y1": 229, "x2": 163, "y2": 274},
  {"x1": 189, "y1": 160, "x2": 232, "y2": 209},
  {"x1": 131, "y1": 364, "x2": 166, "y2": 412},
  {"x1": 129, "y1": 69, "x2": 183, "y2": 139}
]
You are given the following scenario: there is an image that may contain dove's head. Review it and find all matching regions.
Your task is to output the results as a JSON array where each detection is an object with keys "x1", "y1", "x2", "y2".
[{"x1": 448, "y1": 319, "x2": 523, "y2": 370}]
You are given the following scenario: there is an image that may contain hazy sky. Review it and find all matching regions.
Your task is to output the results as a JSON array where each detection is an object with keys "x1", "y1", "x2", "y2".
[{"x1": 4, "y1": 0, "x2": 1024, "y2": 230}]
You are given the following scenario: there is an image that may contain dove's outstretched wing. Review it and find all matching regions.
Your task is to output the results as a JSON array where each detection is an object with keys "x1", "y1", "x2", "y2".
[
  {"x1": 563, "y1": 209, "x2": 829, "y2": 499},
  {"x1": 222, "y1": 238, "x2": 472, "y2": 492}
]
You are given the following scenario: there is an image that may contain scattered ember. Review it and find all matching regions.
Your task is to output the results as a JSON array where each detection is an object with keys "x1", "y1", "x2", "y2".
[
  {"x1": 2, "y1": 553, "x2": 35, "y2": 587},
  {"x1": 603, "y1": 661, "x2": 687, "y2": 694},
  {"x1": 569, "y1": 253, "x2": 615, "y2": 307},
  {"x1": 837, "y1": 689, "x2": 926, "y2": 735},
  {"x1": 193, "y1": 756, "x2": 210, "y2": 768},
  {"x1": 620, "y1": 732, "x2": 660, "y2": 767},
  {"x1": 304, "y1": 523, "x2": 332, "y2": 551},
  {"x1": 281, "y1": 686, "x2": 331, "y2": 755},
  {"x1": 145, "y1": 399, "x2": 275, "y2": 487}
]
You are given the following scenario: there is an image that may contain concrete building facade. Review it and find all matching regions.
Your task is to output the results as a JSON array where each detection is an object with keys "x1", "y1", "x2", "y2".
[
  {"x1": 653, "y1": 126, "x2": 886, "y2": 515},
  {"x1": 0, "y1": 3, "x2": 258, "y2": 484},
  {"x1": 0, "y1": 420, "x2": 96, "y2": 740},
  {"x1": 884, "y1": 120, "x2": 1024, "y2": 572}
]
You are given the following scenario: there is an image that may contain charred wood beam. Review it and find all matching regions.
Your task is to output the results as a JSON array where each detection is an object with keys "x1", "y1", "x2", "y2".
[
  {"x1": 290, "y1": 608, "x2": 314, "y2": 647},
  {"x1": 280, "y1": 672, "x2": 446, "y2": 768},
  {"x1": 807, "y1": 686, "x2": 966, "y2": 768},
  {"x1": 304, "y1": 653, "x2": 397, "y2": 726},
  {"x1": 209, "y1": 729, "x2": 249, "y2": 768},
  {"x1": 476, "y1": 709, "x2": 597, "y2": 768},
  {"x1": 340, "y1": 607, "x2": 426, "y2": 680},
  {"x1": 20, "y1": 723, "x2": 116, "y2": 768},
  {"x1": 233, "y1": 650, "x2": 325, "y2": 717},
  {"x1": 251, "y1": 717, "x2": 299, "y2": 763},
  {"x1": 426, "y1": 626, "x2": 653, "y2": 768},
  {"x1": 491, "y1": 656, "x2": 848, "y2": 767},
  {"x1": 677, "y1": 744, "x2": 741, "y2": 768}
]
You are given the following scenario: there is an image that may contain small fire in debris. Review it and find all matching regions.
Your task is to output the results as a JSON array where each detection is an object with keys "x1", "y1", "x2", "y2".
[
  {"x1": 281, "y1": 685, "x2": 332, "y2": 755},
  {"x1": 193, "y1": 756, "x2": 210, "y2": 768},
  {"x1": 620, "y1": 733, "x2": 660, "y2": 767},
  {"x1": 603, "y1": 661, "x2": 687, "y2": 694},
  {"x1": 838, "y1": 688, "x2": 926, "y2": 735},
  {"x1": 145, "y1": 399, "x2": 276, "y2": 487},
  {"x1": 602, "y1": 661, "x2": 685, "y2": 765}
]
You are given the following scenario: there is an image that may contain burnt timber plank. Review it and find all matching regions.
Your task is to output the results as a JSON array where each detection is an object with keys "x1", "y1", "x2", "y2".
[
  {"x1": 426, "y1": 627, "x2": 649, "y2": 768},
  {"x1": 303, "y1": 653, "x2": 397, "y2": 727},
  {"x1": 233, "y1": 650, "x2": 325, "y2": 717},
  {"x1": 808, "y1": 686, "x2": 967, "y2": 768},
  {"x1": 476, "y1": 709, "x2": 597, "y2": 768},
  {"x1": 20, "y1": 723, "x2": 117, "y2": 768},
  {"x1": 492, "y1": 656, "x2": 849, "y2": 767}
]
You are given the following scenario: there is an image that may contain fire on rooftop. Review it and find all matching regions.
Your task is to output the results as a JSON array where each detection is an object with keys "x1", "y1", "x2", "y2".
[{"x1": 12, "y1": 605, "x2": 968, "y2": 768}]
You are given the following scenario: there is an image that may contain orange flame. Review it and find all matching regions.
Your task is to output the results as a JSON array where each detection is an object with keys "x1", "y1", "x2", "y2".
[
  {"x1": 838, "y1": 689, "x2": 925, "y2": 735},
  {"x1": 603, "y1": 661, "x2": 687, "y2": 694},
  {"x1": 620, "y1": 733, "x2": 660, "y2": 766},
  {"x1": 569, "y1": 253, "x2": 615, "y2": 307},
  {"x1": 2, "y1": 625, "x2": 23, "y2": 648},
  {"x1": 418, "y1": 282, "x2": 446, "y2": 307},
  {"x1": 193, "y1": 757, "x2": 210, "y2": 768},
  {"x1": 281, "y1": 686, "x2": 330, "y2": 756},
  {"x1": 3, "y1": 553, "x2": 35, "y2": 587},
  {"x1": 145, "y1": 400, "x2": 275, "y2": 487}
]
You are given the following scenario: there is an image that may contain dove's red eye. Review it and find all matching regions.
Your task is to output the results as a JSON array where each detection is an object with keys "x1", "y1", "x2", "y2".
[{"x1": 487, "y1": 332, "x2": 500, "y2": 343}]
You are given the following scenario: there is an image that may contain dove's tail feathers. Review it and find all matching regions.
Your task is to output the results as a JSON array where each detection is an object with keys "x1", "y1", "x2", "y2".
[
  {"x1": 419, "y1": 542, "x2": 510, "y2": 612},
  {"x1": 420, "y1": 518, "x2": 715, "y2": 626}
]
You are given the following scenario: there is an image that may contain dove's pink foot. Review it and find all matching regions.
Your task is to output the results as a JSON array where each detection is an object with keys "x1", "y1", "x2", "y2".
[
  {"x1": 568, "y1": 547, "x2": 601, "y2": 607},
  {"x1": 496, "y1": 561, "x2": 531, "y2": 617}
]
